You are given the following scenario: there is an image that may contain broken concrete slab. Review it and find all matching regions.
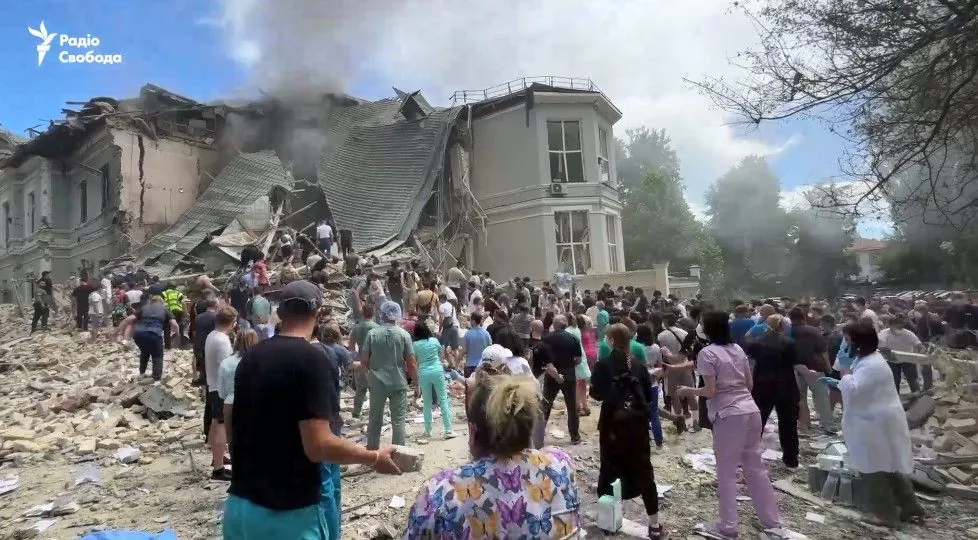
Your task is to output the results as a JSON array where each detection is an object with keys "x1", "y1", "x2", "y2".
[{"x1": 906, "y1": 395, "x2": 937, "y2": 429}]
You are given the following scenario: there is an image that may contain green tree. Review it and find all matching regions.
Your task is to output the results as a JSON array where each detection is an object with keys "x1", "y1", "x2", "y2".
[
  {"x1": 617, "y1": 128, "x2": 704, "y2": 272},
  {"x1": 705, "y1": 156, "x2": 790, "y2": 290}
]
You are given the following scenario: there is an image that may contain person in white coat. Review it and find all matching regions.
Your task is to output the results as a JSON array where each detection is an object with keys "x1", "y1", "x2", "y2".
[{"x1": 819, "y1": 320, "x2": 925, "y2": 528}]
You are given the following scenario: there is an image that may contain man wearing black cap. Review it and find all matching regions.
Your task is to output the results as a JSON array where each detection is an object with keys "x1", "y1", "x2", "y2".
[{"x1": 224, "y1": 280, "x2": 401, "y2": 538}]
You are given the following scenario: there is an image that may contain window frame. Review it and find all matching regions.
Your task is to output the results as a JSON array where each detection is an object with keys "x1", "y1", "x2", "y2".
[
  {"x1": 2, "y1": 201, "x2": 9, "y2": 247},
  {"x1": 27, "y1": 192, "x2": 36, "y2": 234},
  {"x1": 598, "y1": 127, "x2": 610, "y2": 184},
  {"x1": 554, "y1": 210, "x2": 592, "y2": 275},
  {"x1": 100, "y1": 165, "x2": 110, "y2": 211},
  {"x1": 606, "y1": 214, "x2": 620, "y2": 272},
  {"x1": 79, "y1": 179, "x2": 88, "y2": 224},
  {"x1": 547, "y1": 120, "x2": 586, "y2": 183}
]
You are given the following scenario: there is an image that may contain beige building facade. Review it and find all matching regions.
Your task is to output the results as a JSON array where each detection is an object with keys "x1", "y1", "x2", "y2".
[{"x1": 460, "y1": 78, "x2": 625, "y2": 282}]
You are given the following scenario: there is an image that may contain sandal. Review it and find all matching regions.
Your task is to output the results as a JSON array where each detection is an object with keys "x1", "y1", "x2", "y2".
[{"x1": 901, "y1": 513, "x2": 926, "y2": 525}]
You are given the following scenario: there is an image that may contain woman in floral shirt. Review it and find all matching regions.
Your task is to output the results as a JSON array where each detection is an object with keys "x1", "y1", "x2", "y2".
[{"x1": 403, "y1": 364, "x2": 581, "y2": 539}]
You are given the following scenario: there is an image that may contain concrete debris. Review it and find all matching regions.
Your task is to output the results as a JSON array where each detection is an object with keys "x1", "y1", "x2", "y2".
[{"x1": 390, "y1": 445, "x2": 424, "y2": 473}]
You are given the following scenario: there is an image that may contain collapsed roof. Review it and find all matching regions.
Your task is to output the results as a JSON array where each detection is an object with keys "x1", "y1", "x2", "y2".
[{"x1": 125, "y1": 89, "x2": 466, "y2": 276}]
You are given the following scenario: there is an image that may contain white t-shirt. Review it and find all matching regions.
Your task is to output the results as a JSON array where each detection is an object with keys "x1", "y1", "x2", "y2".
[
  {"x1": 446, "y1": 267, "x2": 465, "y2": 288},
  {"x1": 125, "y1": 289, "x2": 143, "y2": 305},
  {"x1": 204, "y1": 330, "x2": 234, "y2": 389},
  {"x1": 439, "y1": 301, "x2": 458, "y2": 326},
  {"x1": 88, "y1": 292, "x2": 103, "y2": 314},
  {"x1": 440, "y1": 285, "x2": 457, "y2": 301},
  {"x1": 100, "y1": 278, "x2": 112, "y2": 299},
  {"x1": 645, "y1": 344, "x2": 663, "y2": 368},
  {"x1": 316, "y1": 223, "x2": 332, "y2": 240},
  {"x1": 861, "y1": 308, "x2": 880, "y2": 328},
  {"x1": 878, "y1": 328, "x2": 921, "y2": 354},
  {"x1": 657, "y1": 326, "x2": 688, "y2": 355},
  {"x1": 468, "y1": 288, "x2": 483, "y2": 311}
]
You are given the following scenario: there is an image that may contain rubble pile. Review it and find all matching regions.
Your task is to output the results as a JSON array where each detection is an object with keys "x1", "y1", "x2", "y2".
[
  {"x1": 0, "y1": 330, "x2": 201, "y2": 466},
  {"x1": 904, "y1": 347, "x2": 978, "y2": 499}
]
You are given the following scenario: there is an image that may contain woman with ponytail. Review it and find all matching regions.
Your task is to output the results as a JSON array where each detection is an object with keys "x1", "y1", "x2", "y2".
[
  {"x1": 590, "y1": 323, "x2": 667, "y2": 540},
  {"x1": 404, "y1": 363, "x2": 581, "y2": 538}
]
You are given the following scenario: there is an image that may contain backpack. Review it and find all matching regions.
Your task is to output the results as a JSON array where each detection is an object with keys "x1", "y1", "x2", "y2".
[{"x1": 607, "y1": 356, "x2": 650, "y2": 426}]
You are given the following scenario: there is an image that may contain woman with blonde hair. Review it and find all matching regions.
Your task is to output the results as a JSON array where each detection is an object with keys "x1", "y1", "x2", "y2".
[{"x1": 404, "y1": 363, "x2": 581, "y2": 538}]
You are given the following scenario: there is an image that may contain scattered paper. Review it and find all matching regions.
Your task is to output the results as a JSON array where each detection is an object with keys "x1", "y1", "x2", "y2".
[
  {"x1": 389, "y1": 495, "x2": 406, "y2": 509},
  {"x1": 736, "y1": 495, "x2": 752, "y2": 501},
  {"x1": 657, "y1": 484, "x2": 674, "y2": 498},
  {"x1": 550, "y1": 429, "x2": 566, "y2": 440},
  {"x1": 0, "y1": 474, "x2": 19, "y2": 495},
  {"x1": 684, "y1": 450, "x2": 717, "y2": 474},
  {"x1": 761, "y1": 449, "x2": 783, "y2": 461},
  {"x1": 808, "y1": 441, "x2": 829, "y2": 450},
  {"x1": 805, "y1": 512, "x2": 826, "y2": 524},
  {"x1": 34, "y1": 519, "x2": 57, "y2": 533}
]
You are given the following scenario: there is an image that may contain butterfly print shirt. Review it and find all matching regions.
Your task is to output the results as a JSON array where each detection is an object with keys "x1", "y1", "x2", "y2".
[{"x1": 403, "y1": 447, "x2": 581, "y2": 539}]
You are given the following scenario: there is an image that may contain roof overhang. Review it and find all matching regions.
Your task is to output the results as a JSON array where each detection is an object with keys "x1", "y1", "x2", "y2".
[{"x1": 532, "y1": 91, "x2": 622, "y2": 123}]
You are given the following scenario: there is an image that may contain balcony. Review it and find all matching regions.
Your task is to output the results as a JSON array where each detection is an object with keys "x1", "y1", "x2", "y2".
[{"x1": 449, "y1": 76, "x2": 602, "y2": 106}]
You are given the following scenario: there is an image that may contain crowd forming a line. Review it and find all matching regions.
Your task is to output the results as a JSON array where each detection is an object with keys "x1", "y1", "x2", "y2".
[{"x1": 32, "y1": 243, "x2": 978, "y2": 538}]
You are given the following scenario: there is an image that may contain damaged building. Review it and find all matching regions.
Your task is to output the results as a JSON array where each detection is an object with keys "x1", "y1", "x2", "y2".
[
  {"x1": 1, "y1": 76, "x2": 626, "y2": 299},
  {"x1": 0, "y1": 85, "x2": 226, "y2": 302}
]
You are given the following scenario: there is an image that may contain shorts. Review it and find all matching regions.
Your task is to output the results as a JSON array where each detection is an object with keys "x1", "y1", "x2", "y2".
[
  {"x1": 664, "y1": 368, "x2": 695, "y2": 395},
  {"x1": 87, "y1": 313, "x2": 104, "y2": 328},
  {"x1": 207, "y1": 391, "x2": 225, "y2": 424},
  {"x1": 439, "y1": 325, "x2": 460, "y2": 349},
  {"x1": 281, "y1": 245, "x2": 294, "y2": 258}
]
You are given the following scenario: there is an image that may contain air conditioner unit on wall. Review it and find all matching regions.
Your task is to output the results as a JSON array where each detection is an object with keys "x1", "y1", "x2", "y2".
[{"x1": 548, "y1": 182, "x2": 566, "y2": 196}]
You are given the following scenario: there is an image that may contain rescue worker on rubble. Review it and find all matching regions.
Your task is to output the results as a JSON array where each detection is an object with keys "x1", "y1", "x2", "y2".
[{"x1": 162, "y1": 284, "x2": 186, "y2": 349}]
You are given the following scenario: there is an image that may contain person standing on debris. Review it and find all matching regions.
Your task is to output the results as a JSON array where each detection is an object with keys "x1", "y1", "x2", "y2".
[
  {"x1": 100, "y1": 272, "x2": 113, "y2": 322},
  {"x1": 31, "y1": 291, "x2": 50, "y2": 333},
  {"x1": 118, "y1": 295, "x2": 179, "y2": 383},
  {"x1": 36, "y1": 270, "x2": 54, "y2": 306},
  {"x1": 249, "y1": 287, "x2": 272, "y2": 340},
  {"x1": 218, "y1": 329, "x2": 258, "y2": 453},
  {"x1": 461, "y1": 312, "x2": 491, "y2": 377},
  {"x1": 162, "y1": 285, "x2": 186, "y2": 350},
  {"x1": 347, "y1": 304, "x2": 378, "y2": 418},
  {"x1": 404, "y1": 365, "x2": 581, "y2": 538},
  {"x1": 224, "y1": 281, "x2": 401, "y2": 539},
  {"x1": 386, "y1": 260, "x2": 405, "y2": 309},
  {"x1": 674, "y1": 311, "x2": 791, "y2": 540},
  {"x1": 743, "y1": 314, "x2": 812, "y2": 469},
  {"x1": 205, "y1": 306, "x2": 237, "y2": 481},
  {"x1": 878, "y1": 312, "x2": 924, "y2": 394},
  {"x1": 446, "y1": 260, "x2": 466, "y2": 304},
  {"x1": 70, "y1": 278, "x2": 94, "y2": 330},
  {"x1": 817, "y1": 321, "x2": 925, "y2": 528},
  {"x1": 124, "y1": 282, "x2": 143, "y2": 308},
  {"x1": 540, "y1": 314, "x2": 583, "y2": 444},
  {"x1": 787, "y1": 307, "x2": 836, "y2": 434},
  {"x1": 590, "y1": 323, "x2": 668, "y2": 540},
  {"x1": 412, "y1": 321, "x2": 455, "y2": 439},
  {"x1": 402, "y1": 261, "x2": 421, "y2": 314},
  {"x1": 277, "y1": 229, "x2": 296, "y2": 264},
  {"x1": 193, "y1": 298, "x2": 220, "y2": 391},
  {"x1": 361, "y1": 301, "x2": 417, "y2": 450},
  {"x1": 309, "y1": 323, "x2": 348, "y2": 540},
  {"x1": 316, "y1": 219, "x2": 333, "y2": 256},
  {"x1": 87, "y1": 287, "x2": 104, "y2": 336},
  {"x1": 912, "y1": 302, "x2": 944, "y2": 390},
  {"x1": 438, "y1": 293, "x2": 461, "y2": 357},
  {"x1": 228, "y1": 277, "x2": 252, "y2": 331}
]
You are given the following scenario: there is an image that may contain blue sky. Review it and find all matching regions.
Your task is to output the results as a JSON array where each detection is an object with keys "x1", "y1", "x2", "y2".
[{"x1": 0, "y1": 1, "x2": 884, "y2": 237}]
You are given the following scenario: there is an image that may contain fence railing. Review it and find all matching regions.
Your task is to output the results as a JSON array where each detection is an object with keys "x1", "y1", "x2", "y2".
[{"x1": 449, "y1": 76, "x2": 601, "y2": 106}]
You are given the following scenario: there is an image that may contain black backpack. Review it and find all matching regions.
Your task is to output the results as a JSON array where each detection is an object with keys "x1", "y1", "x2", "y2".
[{"x1": 607, "y1": 357, "x2": 650, "y2": 425}]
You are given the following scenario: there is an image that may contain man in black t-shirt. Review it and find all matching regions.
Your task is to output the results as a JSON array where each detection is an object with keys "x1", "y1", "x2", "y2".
[
  {"x1": 539, "y1": 314, "x2": 582, "y2": 443},
  {"x1": 386, "y1": 261, "x2": 404, "y2": 308},
  {"x1": 223, "y1": 280, "x2": 400, "y2": 538}
]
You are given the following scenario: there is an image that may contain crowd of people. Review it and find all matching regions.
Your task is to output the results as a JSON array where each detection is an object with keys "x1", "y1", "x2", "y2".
[{"x1": 27, "y1": 247, "x2": 978, "y2": 538}]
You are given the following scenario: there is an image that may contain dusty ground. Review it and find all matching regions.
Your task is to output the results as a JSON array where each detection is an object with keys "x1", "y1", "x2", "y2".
[{"x1": 1, "y1": 307, "x2": 975, "y2": 539}]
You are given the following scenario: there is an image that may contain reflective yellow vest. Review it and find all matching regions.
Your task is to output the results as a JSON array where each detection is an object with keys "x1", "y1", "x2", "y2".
[{"x1": 162, "y1": 289, "x2": 184, "y2": 313}]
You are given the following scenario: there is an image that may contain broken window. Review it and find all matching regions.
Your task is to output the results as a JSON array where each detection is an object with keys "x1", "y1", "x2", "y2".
[
  {"x1": 547, "y1": 121, "x2": 585, "y2": 183},
  {"x1": 2, "y1": 202, "x2": 9, "y2": 246},
  {"x1": 598, "y1": 127, "x2": 610, "y2": 184},
  {"x1": 79, "y1": 180, "x2": 87, "y2": 223},
  {"x1": 27, "y1": 192, "x2": 35, "y2": 234},
  {"x1": 100, "y1": 165, "x2": 110, "y2": 211},
  {"x1": 554, "y1": 210, "x2": 591, "y2": 274},
  {"x1": 606, "y1": 214, "x2": 620, "y2": 272}
]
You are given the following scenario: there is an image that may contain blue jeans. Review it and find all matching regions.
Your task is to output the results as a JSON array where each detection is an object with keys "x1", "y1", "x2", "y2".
[
  {"x1": 649, "y1": 384, "x2": 663, "y2": 446},
  {"x1": 319, "y1": 463, "x2": 341, "y2": 540}
]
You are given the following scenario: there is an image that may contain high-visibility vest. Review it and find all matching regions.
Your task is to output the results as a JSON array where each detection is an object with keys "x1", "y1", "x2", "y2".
[{"x1": 162, "y1": 289, "x2": 184, "y2": 313}]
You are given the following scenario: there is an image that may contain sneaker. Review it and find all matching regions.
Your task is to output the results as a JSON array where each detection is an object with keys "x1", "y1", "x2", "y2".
[
  {"x1": 570, "y1": 437, "x2": 582, "y2": 445},
  {"x1": 761, "y1": 526, "x2": 803, "y2": 539},
  {"x1": 443, "y1": 431, "x2": 457, "y2": 440},
  {"x1": 693, "y1": 523, "x2": 737, "y2": 540},
  {"x1": 210, "y1": 467, "x2": 232, "y2": 481}
]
